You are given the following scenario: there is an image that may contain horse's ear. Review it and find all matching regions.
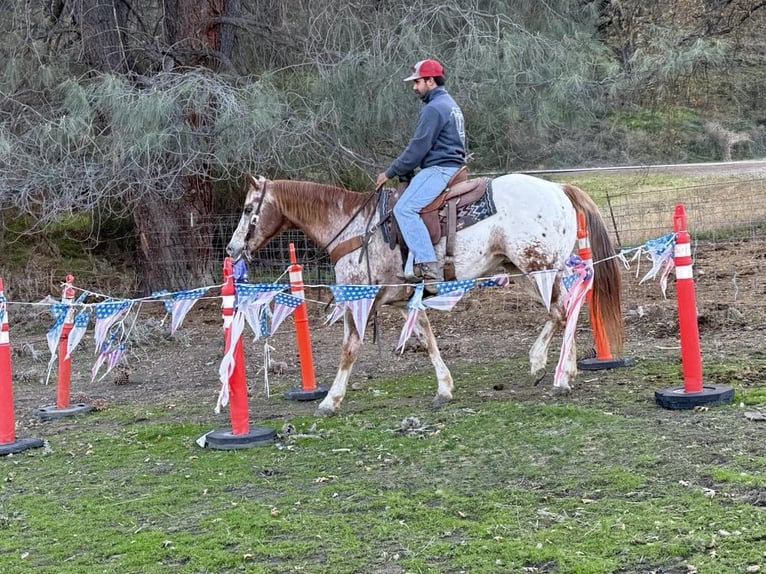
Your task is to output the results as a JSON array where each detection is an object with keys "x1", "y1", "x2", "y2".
[{"x1": 247, "y1": 173, "x2": 266, "y2": 191}]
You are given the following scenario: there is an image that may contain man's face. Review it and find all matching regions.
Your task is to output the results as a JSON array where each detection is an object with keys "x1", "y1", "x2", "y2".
[{"x1": 411, "y1": 77, "x2": 433, "y2": 98}]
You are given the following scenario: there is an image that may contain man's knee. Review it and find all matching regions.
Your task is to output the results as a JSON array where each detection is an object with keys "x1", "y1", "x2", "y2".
[{"x1": 393, "y1": 201, "x2": 415, "y2": 220}]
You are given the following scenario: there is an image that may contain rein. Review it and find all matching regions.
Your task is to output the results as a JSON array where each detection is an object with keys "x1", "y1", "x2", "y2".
[{"x1": 322, "y1": 188, "x2": 380, "y2": 264}]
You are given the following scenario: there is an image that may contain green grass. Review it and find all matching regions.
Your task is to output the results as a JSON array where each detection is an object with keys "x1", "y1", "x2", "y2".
[{"x1": 2, "y1": 358, "x2": 766, "y2": 573}]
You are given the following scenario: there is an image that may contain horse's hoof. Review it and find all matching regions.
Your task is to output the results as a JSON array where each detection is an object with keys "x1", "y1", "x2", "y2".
[
  {"x1": 432, "y1": 394, "x2": 452, "y2": 408},
  {"x1": 314, "y1": 405, "x2": 336, "y2": 417},
  {"x1": 531, "y1": 369, "x2": 547, "y2": 386}
]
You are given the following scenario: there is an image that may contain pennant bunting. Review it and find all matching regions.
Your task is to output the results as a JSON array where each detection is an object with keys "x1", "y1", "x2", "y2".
[
  {"x1": 99, "y1": 344, "x2": 126, "y2": 381},
  {"x1": 65, "y1": 310, "x2": 91, "y2": 359},
  {"x1": 91, "y1": 340, "x2": 113, "y2": 382},
  {"x1": 262, "y1": 341, "x2": 275, "y2": 398},
  {"x1": 396, "y1": 284, "x2": 425, "y2": 353},
  {"x1": 478, "y1": 273, "x2": 510, "y2": 288},
  {"x1": 151, "y1": 290, "x2": 173, "y2": 314},
  {"x1": 236, "y1": 284, "x2": 282, "y2": 339},
  {"x1": 94, "y1": 300, "x2": 131, "y2": 352},
  {"x1": 532, "y1": 270, "x2": 557, "y2": 311},
  {"x1": 637, "y1": 233, "x2": 676, "y2": 297},
  {"x1": 233, "y1": 259, "x2": 249, "y2": 282},
  {"x1": 46, "y1": 302, "x2": 69, "y2": 360},
  {"x1": 170, "y1": 288, "x2": 207, "y2": 334},
  {"x1": 329, "y1": 284, "x2": 381, "y2": 340},
  {"x1": 270, "y1": 292, "x2": 303, "y2": 335},
  {"x1": 0, "y1": 295, "x2": 5, "y2": 325},
  {"x1": 324, "y1": 303, "x2": 345, "y2": 327},
  {"x1": 235, "y1": 282, "x2": 283, "y2": 308},
  {"x1": 216, "y1": 310, "x2": 246, "y2": 413},
  {"x1": 422, "y1": 279, "x2": 474, "y2": 312},
  {"x1": 554, "y1": 255, "x2": 593, "y2": 388}
]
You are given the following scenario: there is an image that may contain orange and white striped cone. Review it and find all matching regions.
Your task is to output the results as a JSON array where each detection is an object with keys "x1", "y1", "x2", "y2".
[
  {"x1": 0, "y1": 277, "x2": 43, "y2": 455},
  {"x1": 654, "y1": 204, "x2": 733, "y2": 409},
  {"x1": 283, "y1": 243, "x2": 328, "y2": 401},
  {"x1": 33, "y1": 275, "x2": 93, "y2": 421},
  {"x1": 203, "y1": 258, "x2": 276, "y2": 450},
  {"x1": 574, "y1": 212, "x2": 635, "y2": 371}
]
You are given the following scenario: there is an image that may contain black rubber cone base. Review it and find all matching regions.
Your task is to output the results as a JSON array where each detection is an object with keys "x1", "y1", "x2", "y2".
[
  {"x1": 655, "y1": 384, "x2": 734, "y2": 410},
  {"x1": 284, "y1": 385, "x2": 329, "y2": 401},
  {"x1": 578, "y1": 356, "x2": 637, "y2": 371},
  {"x1": 33, "y1": 403, "x2": 93, "y2": 421},
  {"x1": 0, "y1": 437, "x2": 44, "y2": 456},
  {"x1": 204, "y1": 426, "x2": 276, "y2": 450}
]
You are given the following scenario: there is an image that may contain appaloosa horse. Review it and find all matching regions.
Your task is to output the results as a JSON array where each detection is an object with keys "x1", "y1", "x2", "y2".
[{"x1": 226, "y1": 173, "x2": 623, "y2": 416}]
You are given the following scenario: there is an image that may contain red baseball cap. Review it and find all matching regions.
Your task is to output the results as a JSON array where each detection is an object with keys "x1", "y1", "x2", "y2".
[{"x1": 403, "y1": 59, "x2": 444, "y2": 81}]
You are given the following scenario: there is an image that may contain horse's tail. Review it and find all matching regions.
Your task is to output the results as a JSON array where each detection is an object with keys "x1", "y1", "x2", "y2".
[{"x1": 562, "y1": 184, "x2": 625, "y2": 355}]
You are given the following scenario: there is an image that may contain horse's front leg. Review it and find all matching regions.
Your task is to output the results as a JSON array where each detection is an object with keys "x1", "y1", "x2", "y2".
[
  {"x1": 405, "y1": 309, "x2": 454, "y2": 407},
  {"x1": 315, "y1": 309, "x2": 362, "y2": 417}
]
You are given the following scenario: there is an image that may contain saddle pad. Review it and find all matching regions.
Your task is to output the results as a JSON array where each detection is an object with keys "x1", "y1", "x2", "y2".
[{"x1": 451, "y1": 179, "x2": 496, "y2": 231}]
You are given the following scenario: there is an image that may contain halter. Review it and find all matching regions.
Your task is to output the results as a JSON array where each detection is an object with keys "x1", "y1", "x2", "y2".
[{"x1": 244, "y1": 179, "x2": 268, "y2": 241}]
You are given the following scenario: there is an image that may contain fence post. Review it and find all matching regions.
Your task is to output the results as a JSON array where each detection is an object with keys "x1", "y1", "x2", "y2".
[
  {"x1": 575, "y1": 212, "x2": 635, "y2": 371},
  {"x1": 655, "y1": 204, "x2": 733, "y2": 409},
  {"x1": 284, "y1": 243, "x2": 328, "y2": 401},
  {"x1": 204, "y1": 257, "x2": 275, "y2": 449},
  {"x1": 0, "y1": 277, "x2": 44, "y2": 455},
  {"x1": 33, "y1": 274, "x2": 92, "y2": 421}
]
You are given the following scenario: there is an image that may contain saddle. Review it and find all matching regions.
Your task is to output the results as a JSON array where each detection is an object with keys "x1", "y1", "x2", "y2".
[{"x1": 382, "y1": 166, "x2": 492, "y2": 281}]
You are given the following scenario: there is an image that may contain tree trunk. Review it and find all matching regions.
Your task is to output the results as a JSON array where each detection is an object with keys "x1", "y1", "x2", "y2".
[
  {"x1": 72, "y1": 0, "x2": 130, "y2": 73},
  {"x1": 72, "y1": 0, "x2": 239, "y2": 292},
  {"x1": 134, "y1": 176, "x2": 216, "y2": 293}
]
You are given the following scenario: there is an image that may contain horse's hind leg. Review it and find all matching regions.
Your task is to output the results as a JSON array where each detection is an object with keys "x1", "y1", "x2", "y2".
[
  {"x1": 528, "y1": 288, "x2": 568, "y2": 386},
  {"x1": 315, "y1": 310, "x2": 362, "y2": 417},
  {"x1": 406, "y1": 309, "x2": 454, "y2": 407},
  {"x1": 529, "y1": 319, "x2": 557, "y2": 383}
]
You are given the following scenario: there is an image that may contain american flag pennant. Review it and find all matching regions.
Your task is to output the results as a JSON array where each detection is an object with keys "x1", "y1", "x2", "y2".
[
  {"x1": 170, "y1": 288, "x2": 207, "y2": 334},
  {"x1": 329, "y1": 285, "x2": 381, "y2": 340},
  {"x1": 637, "y1": 233, "x2": 677, "y2": 297},
  {"x1": 151, "y1": 290, "x2": 173, "y2": 314},
  {"x1": 98, "y1": 344, "x2": 126, "y2": 381},
  {"x1": 46, "y1": 303, "x2": 70, "y2": 360},
  {"x1": 216, "y1": 310, "x2": 246, "y2": 413},
  {"x1": 91, "y1": 339, "x2": 114, "y2": 381},
  {"x1": 94, "y1": 300, "x2": 131, "y2": 352},
  {"x1": 532, "y1": 270, "x2": 557, "y2": 312},
  {"x1": 324, "y1": 303, "x2": 345, "y2": 326},
  {"x1": 236, "y1": 285, "x2": 282, "y2": 339},
  {"x1": 269, "y1": 292, "x2": 303, "y2": 336},
  {"x1": 478, "y1": 273, "x2": 510, "y2": 288},
  {"x1": 554, "y1": 255, "x2": 593, "y2": 388},
  {"x1": 396, "y1": 284, "x2": 426, "y2": 353},
  {"x1": 422, "y1": 279, "x2": 474, "y2": 312},
  {"x1": 233, "y1": 259, "x2": 249, "y2": 282},
  {"x1": 235, "y1": 282, "x2": 282, "y2": 307},
  {"x1": 0, "y1": 295, "x2": 5, "y2": 325},
  {"x1": 65, "y1": 310, "x2": 91, "y2": 359},
  {"x1": 239, "y1": 299, "x2": 274, "y2": 341}
]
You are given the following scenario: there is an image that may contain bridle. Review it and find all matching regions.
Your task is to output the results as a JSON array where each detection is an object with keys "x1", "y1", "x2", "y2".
[{"x1": 243, "y1": 179, "x2": 268, "y2": 242}]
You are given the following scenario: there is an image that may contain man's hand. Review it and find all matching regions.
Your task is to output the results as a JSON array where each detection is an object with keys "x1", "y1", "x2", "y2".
[{"x1": 375, "y1": 172, "x2": 389, "y2": 190}]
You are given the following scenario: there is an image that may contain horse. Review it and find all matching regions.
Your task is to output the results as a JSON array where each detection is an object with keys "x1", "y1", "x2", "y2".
[{"x1": 226, "y1": 173, "x2": 624, "y2": 416}]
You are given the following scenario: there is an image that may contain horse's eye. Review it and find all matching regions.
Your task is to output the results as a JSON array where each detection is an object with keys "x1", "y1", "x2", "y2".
[{"x1": 244, "y1": 206, "x2": 252, "y2": 215}]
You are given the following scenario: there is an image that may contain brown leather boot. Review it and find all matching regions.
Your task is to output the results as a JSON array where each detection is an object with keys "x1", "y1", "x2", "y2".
[{"x1": 415, "y1": 262, "x2": 442, "y2": 281}]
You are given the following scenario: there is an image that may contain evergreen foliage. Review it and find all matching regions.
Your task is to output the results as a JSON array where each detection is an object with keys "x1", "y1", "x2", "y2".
[{"x1": 0, "y1": 0, "x2": 764, "y2": 289}]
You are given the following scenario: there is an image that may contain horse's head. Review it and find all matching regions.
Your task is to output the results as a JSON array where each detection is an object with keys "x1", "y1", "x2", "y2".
[{"x1": 226, "y1": 174, "x2": 287, "y2": 261}]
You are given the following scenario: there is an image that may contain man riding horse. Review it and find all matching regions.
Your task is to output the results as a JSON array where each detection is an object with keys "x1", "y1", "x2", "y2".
[{"x1": 375, "y1": 58, "x2": 466, "y2": 283}]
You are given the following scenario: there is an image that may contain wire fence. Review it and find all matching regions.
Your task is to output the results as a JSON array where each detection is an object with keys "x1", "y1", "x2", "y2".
[
  {"x1": 223, "y1": 165, "x2": 766, "y2": 288},
  {"x1": 4, "y1": 162, "x2": 765, "y2": 302}
]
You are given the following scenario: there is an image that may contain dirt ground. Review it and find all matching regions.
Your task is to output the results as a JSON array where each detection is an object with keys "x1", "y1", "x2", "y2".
[{"x1": 6, "y1": 234, "x2": 765, "y2": 431}]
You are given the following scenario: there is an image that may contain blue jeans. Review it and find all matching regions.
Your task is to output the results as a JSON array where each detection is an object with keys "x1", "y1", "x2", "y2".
[{"x1": 393, "y1": 165, "x2": 459, "y2": 265}]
